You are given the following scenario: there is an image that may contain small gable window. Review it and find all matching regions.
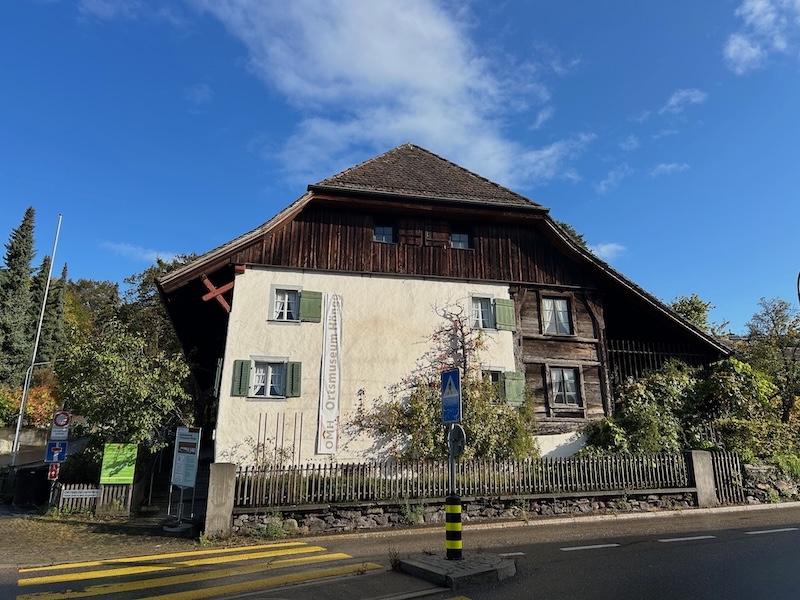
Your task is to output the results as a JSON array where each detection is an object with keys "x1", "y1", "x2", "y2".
[
  {"x1": 374, "y1": 225, "x2": 394, "y2": 243},
  {"x1": 451, "y1": 232, "x2": 470, "y2": 249}
]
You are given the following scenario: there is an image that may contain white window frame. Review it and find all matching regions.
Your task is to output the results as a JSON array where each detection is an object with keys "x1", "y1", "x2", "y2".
[
  {"x1": 542, "y1": 297, "x2": 573, "y2": 335},
  {"x1": 270, "y1": 285, "x2": 301, "y2": 322},
  {"x1": 470, "y1": 295, "x2": 495, "y2": 329},
  {"x1": 550, "y1": 367, "x2": 581, "y2": 406},
  {"x1": 251, "y1": 358, "x2": 288, "y2": 398}
]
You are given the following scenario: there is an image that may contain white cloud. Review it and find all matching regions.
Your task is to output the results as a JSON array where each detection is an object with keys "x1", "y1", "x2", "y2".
[
  {"x1": 102, "y1": 242, "x2": 178, "y2": 263},
  {"x1": 652, "y1": 128, "x2": 678, "y2": 140},
  {"x1": 186, "y1": 83, "x2": 214, "y2": 106},
  {"x1": 186, "y1": 0, "x2": 589, "y2": 188},
  {"x1": 619, "y1": 134, "x2": 639, "y2": 151},
  {"x1": 79, "y1": 0, "x2": 144, "y2": 20},
  {"x1": 725, "y1": 0, "x2": 800, "y2": 74},
  {"x1": 589, "y1": 242, "x2": 626, "y2": 262},
  {"x1": 78, "y1": 0, "x2": 185, "y2": 25},
  {"x1": 659, "y1": 89, "x2": 709, "y2": 115},
  {"x1": 650, "y1": 163, "x2": 690, "y2": 176},
  {"x1": 724, "y1": 33, "x2": 769, "y2": 74},
  {"x1": 595, "y1": 163, "x2": 634, "y2": 194},
  {"x1": 532, "y1": 106, "x2": 554, "y2": 130}
]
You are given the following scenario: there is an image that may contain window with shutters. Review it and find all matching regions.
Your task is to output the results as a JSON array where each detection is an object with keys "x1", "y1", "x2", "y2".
[
  {"x1": 269, "y1": 286, "x2": 322, "y2": 323},
  {"x1": 470, "y1": 296, "x2": 516, "y2": 331},
  {"x1": 482, "y1": 369, "x2": 525, "y2": 406},
  {"x1": 231, "y1": 359, "x2": 302, "y2": 398},
  {"x1": 542, "y1": 297, "x2": 573, "y2": 335}
]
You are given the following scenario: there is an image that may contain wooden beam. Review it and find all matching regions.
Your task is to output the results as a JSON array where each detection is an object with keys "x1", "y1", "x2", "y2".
[{"x1": 201, "y1": 274, "x2": 232, "y2": 313}]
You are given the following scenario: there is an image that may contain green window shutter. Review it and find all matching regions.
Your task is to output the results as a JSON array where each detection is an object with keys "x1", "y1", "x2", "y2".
[
  {"x1": 213, "y1": 357, "x2": 223, "y2": 399},
  {"x1": 231, "y1": 360, "x2": 251, "y2": 397},
  {"x1": 299, "y1": 291, "x2": 322, "y2": 323},
  {"x1": 494, "y1": 298, "x2": 516, "y2": 331},
  {"x1": 502, "y1": 372, "x2": 526, "y2": 407},
  {"x1": 286, "y1": 362, "x2": 302, "y2": 397}
]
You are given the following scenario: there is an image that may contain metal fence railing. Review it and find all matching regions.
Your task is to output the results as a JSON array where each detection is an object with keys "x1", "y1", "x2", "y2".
[
  {"x1": 234, "y1": 453, "x2": 691, "y2": 508},
  {"x1": 711, "y1": 451, "x2": 746, "y2": 505}
]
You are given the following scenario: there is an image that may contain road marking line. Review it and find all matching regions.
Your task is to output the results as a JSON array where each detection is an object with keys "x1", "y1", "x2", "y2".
[
  {"x1": 18, "y1": 546, "x2": 327, "y2": 586},
  {"x1": 19, "y1": 541, "x2": 308, "y2": 573},
  {"x1": 15, "y1": 553, "x2": 354, "y2": 600},
  {"x1": 131, "y1": 562, "x2": 383, "y2": 600},
  {"x1": 745, "y1": 527, "x2": 799, "y2": 535},
  {"x1": 657, "y1": 536, "x2": 715, "y2": 543},
  {"x1": 560, "y1": 544, "x2": 620, "y2": 551}
]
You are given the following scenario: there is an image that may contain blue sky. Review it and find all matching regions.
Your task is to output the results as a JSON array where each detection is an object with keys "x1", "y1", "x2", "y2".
[{"x1": 2, "y1": 0, "x2": 799, "y2": 333}]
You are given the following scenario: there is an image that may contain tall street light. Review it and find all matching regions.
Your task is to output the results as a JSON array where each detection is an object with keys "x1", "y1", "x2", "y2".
[{"x1": 10, "y1": 215, "x2": 62, "y2": 467}]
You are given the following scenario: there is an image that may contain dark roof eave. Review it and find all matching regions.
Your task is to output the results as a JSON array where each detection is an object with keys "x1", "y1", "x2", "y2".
[
  {"x1": 307, "y1": 184, "x2": 550, "y2": 214},
  {"x1": 544, "y1": 218, "x2": 732, "y2": 357}
]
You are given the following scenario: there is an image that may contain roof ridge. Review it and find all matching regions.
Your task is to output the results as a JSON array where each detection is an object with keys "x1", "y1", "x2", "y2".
[{"x1": 312, "y1": 143, "x2": 541, "y2": 208}]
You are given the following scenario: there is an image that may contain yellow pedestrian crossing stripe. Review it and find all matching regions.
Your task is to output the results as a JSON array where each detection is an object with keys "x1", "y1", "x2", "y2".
[{"x1": 16, "y1": 541, "x2": 382, "y2": 600}]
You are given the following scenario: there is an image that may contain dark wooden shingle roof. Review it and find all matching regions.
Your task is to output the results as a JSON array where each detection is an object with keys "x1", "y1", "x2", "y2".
[{"x1": 311, "y1": 143, "x2": 542, "y2": 209}]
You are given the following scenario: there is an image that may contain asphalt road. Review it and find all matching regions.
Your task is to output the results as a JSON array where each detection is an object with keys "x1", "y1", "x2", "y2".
[{"x1": 367, "y1": 504, "x2": 800, "y2": 600}]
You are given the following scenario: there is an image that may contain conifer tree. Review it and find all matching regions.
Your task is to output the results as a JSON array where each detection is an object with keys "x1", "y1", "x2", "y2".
[{"x1": 0, "y1": 207, "x2": 36, "y2": 387}]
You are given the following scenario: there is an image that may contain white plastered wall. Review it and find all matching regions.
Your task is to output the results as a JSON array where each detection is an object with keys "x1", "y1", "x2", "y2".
[{"x1": 215, "y1": 268, "x2": 517, "y2": 464}]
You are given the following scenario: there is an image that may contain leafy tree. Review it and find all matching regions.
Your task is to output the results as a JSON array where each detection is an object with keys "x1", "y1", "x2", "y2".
[
  {"x1": 65, "y1": 278, "x2": 121, "y2": 338},
  {"x1": 0, "y1": 207, "x2": 36, "y2": 387},
  {"x1": 742, "y1": 298, "x2": 800, "y2": 423},
  {"x1": 668, "y1": 293, "x2": 729, "y2": 336},
  {"x1": 119, "y1": 257, "x2": 194, "y2": 358},
  {"x1": 56, "y1": 319, "x2": 192, "y2": 450},
  {"x1": 556, "y1": 220, "x2": 588, "y2": 249},
  {"x1": 352, "y1": 300, "x2": 538, "y2": 460}
]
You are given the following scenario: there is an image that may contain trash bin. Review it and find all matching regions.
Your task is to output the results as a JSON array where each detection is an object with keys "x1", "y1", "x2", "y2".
[{"x1": 13, "y1": 466, "x2": 51, "y2": 507}]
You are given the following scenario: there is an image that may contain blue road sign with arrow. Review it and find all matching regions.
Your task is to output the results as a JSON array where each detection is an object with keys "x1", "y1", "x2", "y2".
[{"x1": 441, "y1": 368, "x2": 462, "y2": 424}]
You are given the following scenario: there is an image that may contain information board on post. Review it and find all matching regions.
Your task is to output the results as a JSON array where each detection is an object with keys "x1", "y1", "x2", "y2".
[
  {"x1": 171, "y1": 427, "x2": 201, "y2": 489},
  {"x1": 441, "y1": 368, "x2": 462, "y2": 424}
]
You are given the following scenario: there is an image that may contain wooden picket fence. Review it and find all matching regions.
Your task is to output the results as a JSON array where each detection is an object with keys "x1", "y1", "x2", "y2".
[
  {"x1": 234, "y1": 453, "x2": 693, "y2": 508},
  {"x1": 55, "y1": 483, "x2": 134, "y2": 515}
]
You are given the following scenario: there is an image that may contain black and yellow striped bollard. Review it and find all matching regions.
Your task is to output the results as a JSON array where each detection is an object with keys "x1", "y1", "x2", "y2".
[{"x1": 445, "y1": 494, "x2": 463, "y2": 560}]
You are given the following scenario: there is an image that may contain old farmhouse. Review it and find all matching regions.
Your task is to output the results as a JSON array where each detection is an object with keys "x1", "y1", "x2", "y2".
[{"x1": 158, "y1": 144, "x2": 729, "y2": 463}]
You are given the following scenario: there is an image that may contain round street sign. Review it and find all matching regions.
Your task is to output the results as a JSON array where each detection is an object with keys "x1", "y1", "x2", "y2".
[{"x1": 53, "y1": 411, "x2": 71, "y2": 428}]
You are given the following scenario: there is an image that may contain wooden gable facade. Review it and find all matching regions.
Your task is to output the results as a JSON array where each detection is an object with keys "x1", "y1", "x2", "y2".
[{"x1": 159, "y1": 144, "x2": 729, "y2": 434}]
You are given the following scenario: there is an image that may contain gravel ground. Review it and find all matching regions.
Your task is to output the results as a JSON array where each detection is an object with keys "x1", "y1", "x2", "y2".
[{"x1": 0, "y1": 506, "x2": 203, "y2": 568}]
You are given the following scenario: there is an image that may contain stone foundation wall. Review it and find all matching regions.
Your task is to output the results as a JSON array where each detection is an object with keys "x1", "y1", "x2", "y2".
[
  {"x1": 232, "y1": 493, "x2": 696, "y2": 536},
  {"x1": 743, "y1": 465, "x2": 800, "y2": 504}
]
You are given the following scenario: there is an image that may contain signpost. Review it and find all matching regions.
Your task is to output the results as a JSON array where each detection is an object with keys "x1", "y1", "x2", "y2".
[
  {"x1": 45, "y1": 441, "x2": 68, "y2": 463},
  {"x1": 47, "y1": 463, "x2": 60, "y2": 481},
  {"x1": 441, "y1": 369, "x2": 462, "y2": 425},
  {"x1": 441, "y1": 368, "x2": 465, "y2": 561},
  {"x1": 50, "y1": 411, "x2": 71, "y2": 442},
  {"x1": 167, "y1": 427, "x2": 202, "y2": 529}
]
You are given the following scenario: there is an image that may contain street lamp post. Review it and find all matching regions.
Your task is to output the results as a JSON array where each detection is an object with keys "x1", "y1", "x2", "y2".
[{"x1": 10, "y1": 214, "x2": 62, "y2": 468}]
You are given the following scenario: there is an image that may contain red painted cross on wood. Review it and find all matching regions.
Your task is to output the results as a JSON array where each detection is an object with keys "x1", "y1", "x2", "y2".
[{"x1": 201, "y1": 274, "x2": 234, "y2": 313}]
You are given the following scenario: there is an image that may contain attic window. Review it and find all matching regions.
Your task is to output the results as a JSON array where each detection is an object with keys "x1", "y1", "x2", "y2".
[
  {"x1": 451, "y1": 232, "x2": 470, "y2": 249},
  {"x1": 374, "y1": 224, "x2": 394, "y2": 243}
]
